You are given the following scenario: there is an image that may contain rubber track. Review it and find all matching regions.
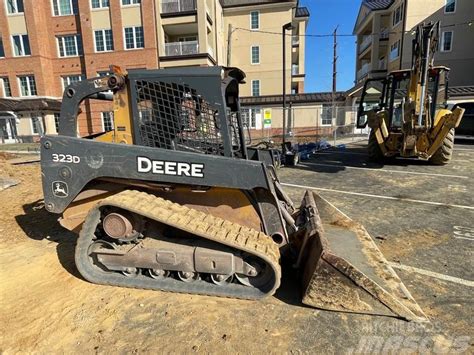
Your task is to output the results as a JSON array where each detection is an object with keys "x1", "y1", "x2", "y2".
[{"x1": 75, "y1": 190, "x2": 281, "y2": 300}]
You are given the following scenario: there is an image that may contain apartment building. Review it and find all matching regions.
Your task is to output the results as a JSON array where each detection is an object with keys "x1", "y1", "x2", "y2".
[
  {"x1": 0, "y1": 0, "x2": 309, "y2": 142},
  {"x1": 352, "y1": 0, "x2": 474, "y2": 88},
  {"x1": 223, "y1": 1, "x2": 308, "y2": 97}
]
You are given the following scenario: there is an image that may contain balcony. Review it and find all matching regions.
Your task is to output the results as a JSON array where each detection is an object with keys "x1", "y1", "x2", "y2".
[
  {"x1": 161, "y1": 0, "x2": 196, "y2": 14},
  {"x1": 380, "y1": 28, "x2": 389, "y2": 40},
  {"x1": 358, "y1": 35, "x2": 372, "y2": 54},
  {"x1": 357, "y1": 63, "x2": 371, "y2": 80},
  {"x1": 164, "y1": 41, "x2": 199, "y2": 56},
  {"x1": 378, "y1": 58, "x2": 387, "y2": 70},
  {"x1": 292, "y1": 36, "x2": 299, "y2": 46}
]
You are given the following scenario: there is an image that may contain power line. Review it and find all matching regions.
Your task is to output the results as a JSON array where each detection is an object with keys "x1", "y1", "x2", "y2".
[{"x1": 233, "y1": 21, "x2": 473, "y2": 38}]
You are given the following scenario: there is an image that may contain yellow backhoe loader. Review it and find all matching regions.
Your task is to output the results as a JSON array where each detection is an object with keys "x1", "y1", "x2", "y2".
[{"x1": 357, "y1": 22, "x2": 464, "y2": 164}]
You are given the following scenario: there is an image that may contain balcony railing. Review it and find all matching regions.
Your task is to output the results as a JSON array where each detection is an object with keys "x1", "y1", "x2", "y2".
[
  {"x1": 161, "y1": 0, "x2": 196, "y2": 14},
  {"x1": 357, "y1": 63, "x2": 371, "y2": 80},
  {"x1": 292, "y1": 65, "x2": 299, "y2": 75},
  {"x1": 165, "y1": 41, "x2": 199, "y2": 56},
  {"x1": 292, "y1": 35, "x2": 299, "y2": 46},
  {"x1": 358, "y1": 35, "x2": 372, "y2": 53},
  {"x1": 379, "y1": 58, "x2": 387, "y2": 70}
]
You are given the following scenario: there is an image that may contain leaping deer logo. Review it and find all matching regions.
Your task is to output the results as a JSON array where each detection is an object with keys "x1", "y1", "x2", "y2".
[{"x1": 52, "y1": 181, "x2": 68, "y2": 197}]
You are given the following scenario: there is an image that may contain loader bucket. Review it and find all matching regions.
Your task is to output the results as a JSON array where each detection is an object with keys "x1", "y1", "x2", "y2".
[{"x1": 295, "y1": 191, "x2": 427, "y2": 322}]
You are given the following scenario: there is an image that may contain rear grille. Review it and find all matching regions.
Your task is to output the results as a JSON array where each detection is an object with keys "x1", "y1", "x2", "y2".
[{"x1": 135, "y1": 79, "x2": 225, "y2": 155}]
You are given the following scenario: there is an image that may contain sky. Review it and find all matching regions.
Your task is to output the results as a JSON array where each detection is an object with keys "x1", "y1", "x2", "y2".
[{"x1": 299, "y1": 0, "x2": 361, "y2": 93}]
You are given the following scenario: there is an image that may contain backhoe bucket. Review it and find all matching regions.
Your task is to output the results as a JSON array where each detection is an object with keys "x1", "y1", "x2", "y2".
[{"x1": 294, "y1": 191, "x2": 427, "y2": 322}]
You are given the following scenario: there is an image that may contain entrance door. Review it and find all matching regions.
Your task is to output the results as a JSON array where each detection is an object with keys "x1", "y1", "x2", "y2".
[{"x1": 0, "y1": 117, "x2": 16, "y2": 144}]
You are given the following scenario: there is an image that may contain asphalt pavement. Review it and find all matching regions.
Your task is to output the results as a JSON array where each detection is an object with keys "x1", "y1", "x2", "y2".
[{"x1": 276, "y1": 138, "x2": 473, "y2": 352}]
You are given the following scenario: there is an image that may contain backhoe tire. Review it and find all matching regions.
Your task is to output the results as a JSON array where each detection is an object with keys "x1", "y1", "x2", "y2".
[
  {"x1": 429, "y1": 128, "x2": 454, "y2": 165},
  {"x1": 368, "y1": 129, "x2": 385, "y2": 162}
]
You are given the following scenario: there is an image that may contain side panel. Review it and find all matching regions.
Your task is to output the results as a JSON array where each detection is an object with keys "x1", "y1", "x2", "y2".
[{"x1": 41, "y1": 135, "x2": 271, "y2": 214}]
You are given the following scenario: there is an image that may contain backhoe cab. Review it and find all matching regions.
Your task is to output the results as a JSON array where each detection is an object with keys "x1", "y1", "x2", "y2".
[{"x1": 357, "y1": 22, "x2": 464, "y2": 164}]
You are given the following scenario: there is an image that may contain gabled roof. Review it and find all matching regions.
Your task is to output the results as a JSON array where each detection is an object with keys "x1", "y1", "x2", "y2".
[
  {"x1": 353, "y1": 0, "x2": 394, "y2": 34},
  {"x1": 295, "y1": 7, "x2": 310, "y2": 18},
  {"x1": 363, "y1": 0, "x2": 394, "y2": 11}
]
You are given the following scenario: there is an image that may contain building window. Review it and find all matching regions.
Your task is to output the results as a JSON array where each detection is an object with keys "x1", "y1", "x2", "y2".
[
  {"x1": 392, "y1": 3, "x2": 404, "y2": 27},
  {"x1": 52, "y1": 0, "x2": 78, "y2": 16},
  {"x1": 1, "y1": 77, "x2": 12, "y2": 97},
  {"x1": 321, "y1": 107, "x2": 333, "y2": 126},
  {"x1": 441, "y1": 31, "x2": 453, "y2": 52},
  {"x1": 122, "y1": 0, "x2": 140, "y2": 5},
  {"x1": 31, "y1": 117, "x2": 42, "y2": 135},
  {"x1": 54, "y1": 113, "x2": 60, "y2": 133},
  {"x1": 57, "y1": 35, "x2": 82, "y2": 57},
  {"x1": 445, "y1": 0, "x2": 456, "y2": 13},
  {"x1": 389, "y1": 40, "x2": 400, "y2": 61},
  {"x1": 124, "y1": 26, "x2": 144, "y2": 49},
  {"x1": 12, "y1": 34, "x2": 31, "y2": 56},
  {"x1": 94, "y1": 29, "x2": 114, "y2": 52},
  {"x1": 101, "y1": 112, "x2": 114, "y2": 131},
  {"x1": 250, "y1": 11, "x2": 259, "y2": 30},
  {"x1": 18, "y1": 75, "x2": 37, "y2": 96},
  {"x1": 241, "y1": 108, "x2": 260, "y2": 129},
  {"x1": 62, "y1": 75, "x2": 84, "y2": 90},
  {"x1": 6, "y1": 0, "x2": 24, "y2": 14},
  {"x1": 251, "y1": 46, "x2": 260, "y2": 64},
  {"x1": 91, "y1": 0, "x2": 109, "y2": 9},
  {"x1": 0, "y1": 37, "x2": 5, "y2": 57},
  {"x1": 251, "y1": 80, "x2": 260, "y2": 96}
]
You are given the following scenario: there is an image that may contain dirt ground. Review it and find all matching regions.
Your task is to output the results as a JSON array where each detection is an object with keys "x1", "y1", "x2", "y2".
[{"x1": 1, "y1": 141, "x2": 473, "y2": 353}]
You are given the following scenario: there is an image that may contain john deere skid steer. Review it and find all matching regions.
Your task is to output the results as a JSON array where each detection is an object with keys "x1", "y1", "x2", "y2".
[
  {"x1": 357, "y1": 22, "x2": 464, "y2": 164},
  {"x1": 41, "y1": 65, "x2": 426, "y2": 321}
]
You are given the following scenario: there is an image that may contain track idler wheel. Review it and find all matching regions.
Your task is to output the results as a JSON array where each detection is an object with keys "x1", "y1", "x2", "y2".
[{"x1": 235, "y1": 256, "x2": 273, "y2": 288}]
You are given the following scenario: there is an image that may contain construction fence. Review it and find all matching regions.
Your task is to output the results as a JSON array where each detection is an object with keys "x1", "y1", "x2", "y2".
[
  {"x1": 241, "y1": 106, "x2": 369, "y2": 146},
  {"x1": 1, "y1": 106, "x2": 370, "y2": 147}
]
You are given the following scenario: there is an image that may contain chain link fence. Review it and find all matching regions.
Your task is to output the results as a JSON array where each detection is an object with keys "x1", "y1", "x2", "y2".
[{"x1": 241, "y1": 106, "x2": 369, "y2": 146}]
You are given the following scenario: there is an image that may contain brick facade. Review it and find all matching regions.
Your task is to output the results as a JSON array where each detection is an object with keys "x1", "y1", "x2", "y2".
[{"x1": 0, "y1": 0, "x2": 159, "y2": 137}]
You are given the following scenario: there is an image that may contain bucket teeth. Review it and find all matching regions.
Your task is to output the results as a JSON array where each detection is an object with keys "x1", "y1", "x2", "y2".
[{"x1": 297, "y1": 191, "x2": 427, "y2": 322}]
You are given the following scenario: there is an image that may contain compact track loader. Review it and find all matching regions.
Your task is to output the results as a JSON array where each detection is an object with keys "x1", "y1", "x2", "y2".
[
  {"x1": 41, "y1": 65, "x2": 426, "y2": 321},
  {"x1": 357, "y1": 22, "x2": 464, "y2": 164}
]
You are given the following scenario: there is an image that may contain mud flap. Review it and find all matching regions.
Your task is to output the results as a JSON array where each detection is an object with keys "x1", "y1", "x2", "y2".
[{"x1": 295, "y1": 191, "x2": 427, "y2": 322}]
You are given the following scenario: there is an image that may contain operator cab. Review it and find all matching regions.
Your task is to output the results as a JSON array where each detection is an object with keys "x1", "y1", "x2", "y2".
[{"x1": 357, "y1": 66, "x2": 449, "y2": 129}]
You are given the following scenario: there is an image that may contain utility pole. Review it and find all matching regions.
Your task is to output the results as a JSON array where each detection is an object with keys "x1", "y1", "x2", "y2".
[
  {"x1": 282, "y1": 22, "x2": 293, "y2": 147},
  {"x1": 332, "y1": 26, "x2": 338, "y2": 97},
  {"x1": 227, "y1": 24, "x2": 233, "y2": 66},
  {"x1": 332, "y1": 26, "x2": 338, "y2": 146}
]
